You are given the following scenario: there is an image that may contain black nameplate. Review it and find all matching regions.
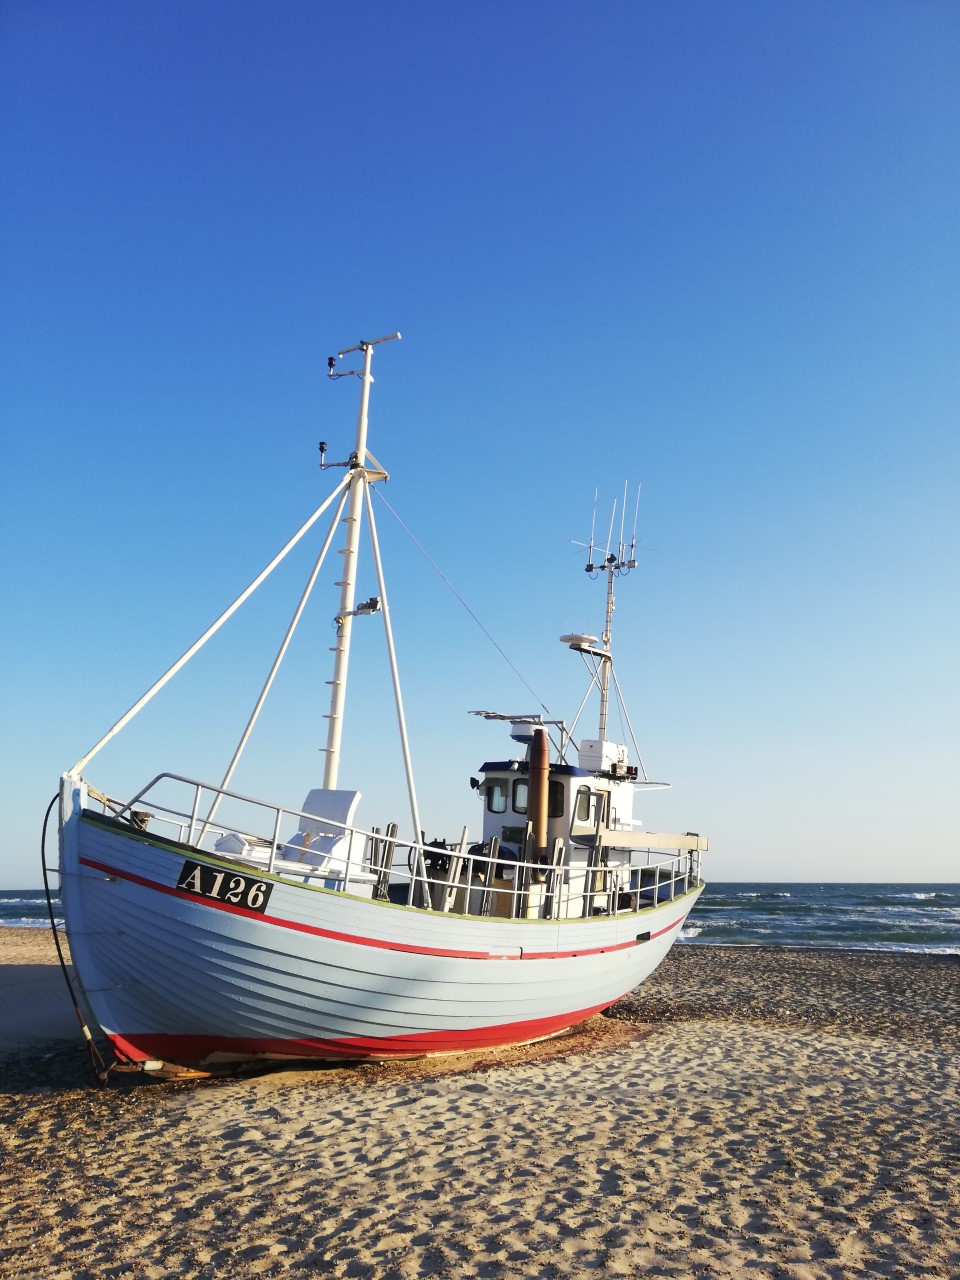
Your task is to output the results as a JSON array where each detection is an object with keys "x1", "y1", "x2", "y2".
[{"x1": 176, "y1": 860, "x2": 273, "y2": 913}]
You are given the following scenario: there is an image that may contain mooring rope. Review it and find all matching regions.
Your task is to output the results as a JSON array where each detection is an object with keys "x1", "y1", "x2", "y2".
[{"x1": 40, "y1": 793, "x2": 112, "y2": 1082}]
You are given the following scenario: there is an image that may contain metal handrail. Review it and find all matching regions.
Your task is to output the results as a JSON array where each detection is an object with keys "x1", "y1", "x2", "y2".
[{"x1": 105, "y1": 772, "x2": 701, "y2": 920}]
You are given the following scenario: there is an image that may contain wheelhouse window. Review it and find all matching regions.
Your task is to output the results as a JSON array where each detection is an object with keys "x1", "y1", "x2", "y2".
[
  {"x1": 512, "y1": 778, "x2": 564, "y2": 817},
  {"x1": 575, "y1": 785, "x2": 592, "y2": 822},
  {"x1": 486, "y1": 779, "x2": 508, "y2": 814},
  {"x1": 548, "y1": 779, "x2": 565, "y2": 819}
]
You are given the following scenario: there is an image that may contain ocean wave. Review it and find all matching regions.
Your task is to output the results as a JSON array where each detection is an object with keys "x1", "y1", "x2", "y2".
[
  {"x1": 0, "y1": 918, "x2": 63, "y2": 928},
  {"x1": 683, "y1": 939, "x2": 960, "y2": 954}
]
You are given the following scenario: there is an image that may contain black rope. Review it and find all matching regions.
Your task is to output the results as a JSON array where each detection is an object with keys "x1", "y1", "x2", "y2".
[{"x1": 40, "y1": 792, "x2": 111, "y2": 1081}]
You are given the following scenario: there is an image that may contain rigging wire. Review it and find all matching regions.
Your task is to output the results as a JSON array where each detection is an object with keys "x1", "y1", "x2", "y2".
[
  {"x1": 373, "y1": 488, "x2": 552, "y2": 718},
  {"x1": 610, "y1": 665, "x2": 649, "y2": 783}
]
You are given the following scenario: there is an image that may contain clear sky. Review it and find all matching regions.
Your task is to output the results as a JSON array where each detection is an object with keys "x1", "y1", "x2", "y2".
[{"x1": 1, "y1": 1, "x2": 957, "y2": 887}]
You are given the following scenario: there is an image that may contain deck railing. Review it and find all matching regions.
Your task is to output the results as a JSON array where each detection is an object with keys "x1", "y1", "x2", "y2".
[{"x1": 100, "y1": 773, "x2": 702, "y2": 921}]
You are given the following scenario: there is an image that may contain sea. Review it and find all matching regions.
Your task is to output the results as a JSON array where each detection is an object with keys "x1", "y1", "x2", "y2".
[
  {"x1": 680, "y1": 882, "x2": 960, "y2": 953},
  {"x1": 2, "y1": 883, "x2": 958, "y2": 953}
]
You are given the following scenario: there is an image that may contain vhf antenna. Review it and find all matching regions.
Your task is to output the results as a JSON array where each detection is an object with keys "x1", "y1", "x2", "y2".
[
  {"x1": 585, "y1": 488, "x2": 598, "y2": 570},
  {"x1": 603, "y1": 495, "x2": 617, "y2": 565},
  {"x1": 582, "y1": 485, "x2": 639, "y2": 575},
  {"x1": 630, "y1": 484, "x2": 641, "y2": 566}
]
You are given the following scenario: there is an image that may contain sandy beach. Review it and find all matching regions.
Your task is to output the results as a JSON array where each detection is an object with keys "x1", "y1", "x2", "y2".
[{"x1": 1, "y1": 929, "x2": 957, "y2": 1279}]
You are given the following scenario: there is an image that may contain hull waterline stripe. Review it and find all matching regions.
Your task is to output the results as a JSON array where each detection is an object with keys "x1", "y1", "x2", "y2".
[
  {"x1": 106, "y1": 997, "x2": 620, "y2": 1064},
  {"x1": 78, "y1": 854, "x2": 689, "y2": 958}
]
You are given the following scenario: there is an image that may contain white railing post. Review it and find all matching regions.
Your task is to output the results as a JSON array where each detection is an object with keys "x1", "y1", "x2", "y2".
[
  {"x1": 187, "y1": 785, "x2": 202, "y2": 846},
  {"x1": 268, "y1": 808, "x2": 282, "y2": 874}
]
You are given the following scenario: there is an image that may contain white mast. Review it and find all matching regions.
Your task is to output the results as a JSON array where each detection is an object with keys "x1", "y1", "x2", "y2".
[
  {"x1": 322, "y1": 333, "x2": 400, "y2": 789},
  {"x1": 598, "y1": 557, "x2": 615, "y2": 740}
]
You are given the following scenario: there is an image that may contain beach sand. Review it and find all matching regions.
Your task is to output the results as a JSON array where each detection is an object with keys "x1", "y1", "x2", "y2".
[{"x1": 1, "y1": 929, "x2": 958, "y2": 1279}]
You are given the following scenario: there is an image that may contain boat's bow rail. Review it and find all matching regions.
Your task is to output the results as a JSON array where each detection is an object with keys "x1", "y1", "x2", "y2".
[{"x1": 96, "y1": 772, "x2": 702, "y2": 921}]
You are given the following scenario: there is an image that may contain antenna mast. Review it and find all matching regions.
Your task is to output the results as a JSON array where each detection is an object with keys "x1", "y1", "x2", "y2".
[{"x1": 585, "y1": 487, "x2": 639, "y2": 741}]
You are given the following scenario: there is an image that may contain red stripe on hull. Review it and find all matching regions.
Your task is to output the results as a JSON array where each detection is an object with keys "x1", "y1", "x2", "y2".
[
  {"x1": 107, "y1": 999, "x2": 618, "y2": 1066},
  {"x1": 79, "y1": 853, "x2": 690, "y2": 960}
]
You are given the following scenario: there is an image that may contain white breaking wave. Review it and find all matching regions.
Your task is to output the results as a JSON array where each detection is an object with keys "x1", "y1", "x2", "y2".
[{"x1": 0, "y1": 917, "x2": 63, "y2": 928}]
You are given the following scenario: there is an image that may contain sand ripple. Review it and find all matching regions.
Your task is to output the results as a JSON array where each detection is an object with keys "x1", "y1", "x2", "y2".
[{"x1": 1, "y1": 940, "x2": 958, "y2": 1278}]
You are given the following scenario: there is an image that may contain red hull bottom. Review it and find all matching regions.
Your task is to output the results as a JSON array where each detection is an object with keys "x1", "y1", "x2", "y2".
[{"x1": 108, "y1": 998, "x2": 618, "y2": 1068}]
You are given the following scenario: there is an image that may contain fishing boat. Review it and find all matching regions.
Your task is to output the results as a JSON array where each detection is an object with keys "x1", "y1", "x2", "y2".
[{"x1": 54, "y1": 333, "x2": 706, "y2": 1078}]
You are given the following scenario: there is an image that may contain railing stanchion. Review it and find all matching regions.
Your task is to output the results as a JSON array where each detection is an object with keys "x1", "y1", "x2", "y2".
[
  {"x1": 187, "y1": 785, "x2": 202, "y2": 846},
  {"x1": 268, "y1": 808, "x2": 282, "y2": 873}
]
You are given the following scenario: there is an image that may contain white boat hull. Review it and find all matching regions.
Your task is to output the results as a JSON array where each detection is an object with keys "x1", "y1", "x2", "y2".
[
  {"x1": 57, "y1": 345, "x2": 708, "y2": 1075},
  {"x1": 61, "y1": 804, "x2": 702, "y2": 1069}
]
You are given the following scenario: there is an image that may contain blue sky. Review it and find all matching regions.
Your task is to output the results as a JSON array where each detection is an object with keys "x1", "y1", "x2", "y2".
[{"x1": 1, "y1": 1, "x2": 957, "y2": 887}]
